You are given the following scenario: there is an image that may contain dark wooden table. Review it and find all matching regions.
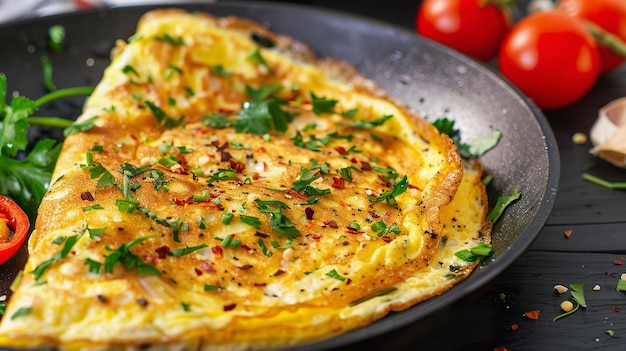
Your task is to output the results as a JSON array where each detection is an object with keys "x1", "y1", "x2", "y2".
[{"x1": 297, "y1": 1, "x2": 626, "y2": 350}]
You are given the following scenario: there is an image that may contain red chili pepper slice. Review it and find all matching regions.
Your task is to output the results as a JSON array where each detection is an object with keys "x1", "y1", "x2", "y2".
[{"x1": 0, "y1": 195, "x2": 30, "y2": 265}]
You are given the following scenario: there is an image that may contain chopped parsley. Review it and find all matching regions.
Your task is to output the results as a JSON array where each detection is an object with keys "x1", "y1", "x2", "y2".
[
  {"x1": 367, "y1": 175, "x2": 408, "y2": 206},
  {"x1": 326, "y1": 269, "x2": 346, "y2": 281},
  {"x1": 454, "y1": 242, "x2": 493, "y2": 262},
  {"x1": 255, "y1": 199, "x2": 300, "y2": 239},
  {"x1": 103, "y1": 236, "x2": 161, "y2": 276}
]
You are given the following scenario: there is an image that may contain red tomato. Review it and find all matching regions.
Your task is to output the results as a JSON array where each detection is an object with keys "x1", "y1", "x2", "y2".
[
  {"x1": 0, "y1": 195, "x2": 30, "y2": 265},
  {"x1": 416, "y1": 0, "x2": 511, "y2": 62},
  {"x1": 557, "y1": 0, "x2": 626, "y2": 74},
  {"x1": 498, "y1": 11, "x2": 600, "y2": 110}
]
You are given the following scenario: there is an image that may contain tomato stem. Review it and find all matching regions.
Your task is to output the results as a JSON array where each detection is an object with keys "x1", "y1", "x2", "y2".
[
  {"x1": 482, "y1": 0, "x2": 517, "y2": 10},
  {"x1": 586, "y1": 22, "x2": 626, "y2": 58}
]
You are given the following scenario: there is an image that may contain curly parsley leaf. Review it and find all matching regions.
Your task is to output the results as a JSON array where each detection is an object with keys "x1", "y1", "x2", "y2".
[
  {"x1": 368, "y1": 175, "x2": 408, "y2": 206},
  {"x1": 432, "y1": 117, "x2": 500, "y2": 158},
  {"x1": 485, "y1": 188, "x2": 521, "y2": 223},
  {"x1": 311, "y1": 92, "x2": 338, "y2": 115}
]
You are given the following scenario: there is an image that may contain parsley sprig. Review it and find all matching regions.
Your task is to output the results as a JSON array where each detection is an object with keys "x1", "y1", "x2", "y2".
[
  {"x1": 432, "y1": 117, "x2": 501, "y2": 158},
  {"x1": 0, "y1": 73, "x2": 94, "y2": 219}
]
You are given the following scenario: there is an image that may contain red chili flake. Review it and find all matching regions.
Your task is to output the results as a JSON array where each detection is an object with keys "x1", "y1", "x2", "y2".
[
  {"x1": 173, "y1": 197, "x2": 193, "y2": 206},
  {"x1": 255, "y1": 232, "x2": 270, "y2": 239},
  {"x1": 331, "y1": 177, "x2": 345, "y2": 189},
  {"x1": 564, "y1": 230, "x2": 573, "y2": 238},
  {"x1": 254, "y1": 282, "x2": 267, "y2": 287},
  {"x1": 614, "y1": 306, "x2": 621, "y2": 312},
  {"x1": 408, "y1": 183, "x2": 421, "y2": 190},
  {"x1": 240, "y1": 244, "x2": 253, "y2": 251},
  {"x1": 346, "y1": 278, "x2": 352, "y2": 285},
  {"x1": 257, "y1": 146, "x2": 267, "y2": 153},
  {"x1": 274, "y1": 269, "x2": 286, "y2": 276},
  {"x1": 238, "y1": 264, "x2": 254, "y2": 270},
  {"x1": 368, "y1": 210, "x2": 380, "y2": 219},
  {"x1": 381, "y1": 236, "x2": 393, "y2": 243},
  {"x1": 200, "y1": 261, "x2": 216, "y2": 273},
  {"x1": 223, "y1": 303, "x2": 237, "y2": 311},
  {"x1": 80, "y1": 191, "x2": 94, "y2": 201},
  {"x1": 360, "y1": 161, "x2": 372, "y2": 171},
  {"x1": 212, "y1": 245, "x2": 224, "y2": 260},
  {"x1": 284, "y1": 91, "x2": 300, "y2": 101},
  {"x1": 614, "y1": 257, "x2": 625, "y2": 265},
  {"x1": 263, "y1": 161, "x2": 269, "y2": 171},
  {"x1": 155, "y1": 245, "x2": 170, "y2": 259},
  {"x1": 286, "y1": 189, "x2": 309, "y2": 200},
  {"x1": 229, "y1": 159, "x2": 246, "y2": 173},
  {"x1": 305, "y1": 207, "x2": 315, "y2": 220},
  {"x1": 350, "y1": 157, "x2": 358, "y2": 164},
  {"x1": 252, "y1": 172, "x2": 260, "y2": 180},
  {"x1": 524, "y1": 310, "x2": 540, "y2": 320},
  {"x1": 217, "y1": 108, "x2": 233, "y2": 114},
  {"x1": 345, "y1": 226, "x2": 364, "y2": 235},
  {"x1": 221, "y1": 151, "x2": 232, "y2": 162},
  {"x1": 175, "y1": 154, "x2": 187, "y2": 164},
  {"x1": 194, "y1": 268, "x2": 203, "y2": 276},
  {"x1": 170, "y1": 164, "x2": 188, "y2": 175},
  {"x1": 311, "y1": 233, "x2": 322, "y2": 241},
  {"x1": 324, "y1": 220, "x2": 339, "y2": 229},
  {"x1": 494, "y1": 348, "x2": 510, "y2": 351},
  {"x1": 510, "y1": 324, "x2": 519, "y2": 331},
  {"x1": 335, "y1": 146, "x2": 349, "y2": 155}
]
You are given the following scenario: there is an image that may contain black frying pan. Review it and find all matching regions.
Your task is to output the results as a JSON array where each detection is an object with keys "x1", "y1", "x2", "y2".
[{"x1": 0, "y1": 1, "x2": 559, "y2": 350}]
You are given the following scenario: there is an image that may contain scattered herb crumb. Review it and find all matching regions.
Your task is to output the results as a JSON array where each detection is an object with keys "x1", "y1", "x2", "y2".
[
  {"x1": 553, "y1": 283, "x2": 586, "y2": 321},
  {"x1": 560, "y1": 300, "x2": 574, "y2": 312},
  {"x1": 606, "y1": 329, "x2": 615, "y2": 337},
  {"x1": 554, "y1": 284, "x2": 568, "y2": 295},
  {"x1": 616, "y1": 274, "x2": 626, "y2": 292},
  {"x1": 572, "y1": 132, "x2": 587, "y2": 145}
]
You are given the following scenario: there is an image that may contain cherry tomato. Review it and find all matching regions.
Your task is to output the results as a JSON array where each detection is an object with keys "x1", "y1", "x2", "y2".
[
  {"x1": 557, "y1": 0, "x2": 626, "y2": 74},
  {"x1": 416, "y1": 0, "x2": 511, "y2": 62},
  {"x1": 0, "y1": 195, "x2": 30, "y2": 265},
  {"x1": 498, "y1": 11, "x2": 600, "y2": 110}
]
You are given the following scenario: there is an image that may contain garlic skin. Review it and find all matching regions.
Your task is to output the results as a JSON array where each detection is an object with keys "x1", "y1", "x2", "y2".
[{"x1": 590, "y1": 97, "x2": 626, "y2": 168}]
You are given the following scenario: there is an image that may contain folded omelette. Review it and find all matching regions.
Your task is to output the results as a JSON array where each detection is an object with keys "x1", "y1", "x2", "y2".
[{"x1": 0, "y1": 8, "x2": 491, "y2": 350}]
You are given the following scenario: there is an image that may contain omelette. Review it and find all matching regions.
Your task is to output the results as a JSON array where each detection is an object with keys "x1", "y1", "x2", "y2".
[{"x1": 0, "y1": 9, "x2": 492, "y2": 350}]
